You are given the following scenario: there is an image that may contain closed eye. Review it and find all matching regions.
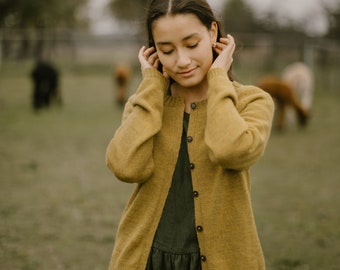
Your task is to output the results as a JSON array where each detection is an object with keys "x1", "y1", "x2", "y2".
[
  {"x1": 162, "y1": 50, "x2": 174, "y2": 55},
  {"x1": 188, "y1": 43, "x2": 198, "y2": 49}
]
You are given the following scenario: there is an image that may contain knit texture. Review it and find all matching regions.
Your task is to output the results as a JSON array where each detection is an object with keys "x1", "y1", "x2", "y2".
[{"x1": 106, "y1": 68, "x2": 274, "y2": 270}]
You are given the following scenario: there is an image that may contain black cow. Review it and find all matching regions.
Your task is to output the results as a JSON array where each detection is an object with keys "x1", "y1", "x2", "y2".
[{"x1": 31, "y1": 61, "x2": 61, "y2": 111}]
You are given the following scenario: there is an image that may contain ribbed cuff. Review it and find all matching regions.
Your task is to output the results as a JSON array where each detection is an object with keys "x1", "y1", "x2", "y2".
[
  {"x1": 207, "y1": 68, "x2": 229, "y2": 81},
  {"x1": 142, "y1": 68, "x2": 165, "y2": 79},
  {"x1": 141, "y1": 68, "x2": 170, "y2": 93}
]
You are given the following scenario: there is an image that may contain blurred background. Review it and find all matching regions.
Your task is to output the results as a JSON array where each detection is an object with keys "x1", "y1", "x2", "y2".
[{"x1": 0, "y1": 0, "x2": 339, "y2": 269}]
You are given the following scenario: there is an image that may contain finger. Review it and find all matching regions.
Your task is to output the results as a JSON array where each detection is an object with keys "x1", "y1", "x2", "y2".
[
  {"x1": 153, "y1": 58, "x2": 160, "y2": 69},
  {"x1": 138, "y1": 46, "x2": 149, "y2": 69},
  {"x1": 162, "y1": 67, "x2": 169, "y2": 79},
  {"x1": 216, "y1": 41, "x2": 230, "y2": 50},
  {"x1": 219, "y1": 35, "x2": 235, "y2": 48},
  {"x1": 138, "y1": 46, "x2": 146, "y2": 61},
  {"x1": 148, "y1": 51, "x2": 158, "y2": 62},
  {"x1": 147, "y1": 51, "x2": 159, "y2": 67},
  {"x1": 214, "y1": 37, "x2": 235, "y2": 55},
  {"x1": 225, "y1": 35, "x2": 235, "y2": 51},
  {"x1": 213, "y1": 42, "x2": 229, "y2": 55},
  {"x1": 226, "y1": 34, "x2": 235, "y2": 45},
  {"x1": 143, "y1": 46, "x2": 156, "y2": 58},
  {"x1": 215, "y1": 41, "x2": 229, "y2": 51},
  {"x1": 213, "y1": 46, "x2": 224, "y2": 55},
  {"x1": 138, "y1": 46, "x2": 156, "y2": 70},
  {"x1": 219, "y1": 38, "x2": 229, "y2": 46}
]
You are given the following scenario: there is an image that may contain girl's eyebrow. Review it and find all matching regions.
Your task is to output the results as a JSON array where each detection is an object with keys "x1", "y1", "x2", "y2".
[{"x1": 156, "y1": 33, "x2": 200, "y2": 46}]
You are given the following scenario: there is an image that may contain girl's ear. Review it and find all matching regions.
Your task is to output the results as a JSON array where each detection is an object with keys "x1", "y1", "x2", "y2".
[{"x1": 210, "y1": 21, "x2": 218, "y2": 44}]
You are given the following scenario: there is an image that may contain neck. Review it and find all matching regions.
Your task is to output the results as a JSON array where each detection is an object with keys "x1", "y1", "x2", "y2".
[{"x1": 171, "y1": 79, "x2": 208, "y2": 113}]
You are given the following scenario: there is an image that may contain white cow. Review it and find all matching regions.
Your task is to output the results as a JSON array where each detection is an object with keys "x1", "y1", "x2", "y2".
[
  {"x1": 282, "y1": 62, "x2": 314, "y2": 110},
  {"x1": 281, "y1": 62, "x2": 314, "y2": 128}
]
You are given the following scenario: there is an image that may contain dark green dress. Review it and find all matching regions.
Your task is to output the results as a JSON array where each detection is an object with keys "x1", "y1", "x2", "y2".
[{"x1": 146, "y1": 112, "x2": 201, "y2": 270}]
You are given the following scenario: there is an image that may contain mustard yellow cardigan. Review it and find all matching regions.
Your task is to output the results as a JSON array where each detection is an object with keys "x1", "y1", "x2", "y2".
[{"x1": 106, "y1": 68, "x2": 274, "y2": 269}]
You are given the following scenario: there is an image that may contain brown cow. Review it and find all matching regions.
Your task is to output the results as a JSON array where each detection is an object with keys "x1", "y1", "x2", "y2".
[
  {"x1": 257, "y1": 76, "x2": 309, "y2": 130},
  {"x1": 113, "y1": 63, "x2": 131, "y2": 106}
]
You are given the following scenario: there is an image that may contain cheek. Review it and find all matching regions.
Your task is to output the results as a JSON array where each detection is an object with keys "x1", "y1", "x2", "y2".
[
  {"x1": 204, "y1": 44, "x2": 214, "y2": 61},
  {"x1": 196, "y1": 42, "x2": 214, "y2": 63},
  {"x1": 158, "y1": 56, "x2": 173, "y2": 71}
]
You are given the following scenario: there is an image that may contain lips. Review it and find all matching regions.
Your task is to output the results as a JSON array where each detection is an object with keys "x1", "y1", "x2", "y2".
[{"x1": 178, "y1": 67, "x2": 197, "y2": 77}]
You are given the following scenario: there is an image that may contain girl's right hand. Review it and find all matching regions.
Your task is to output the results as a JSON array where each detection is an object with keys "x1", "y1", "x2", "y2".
[
  {"x1": 138, "y1": 46, "x2": 160, "y2": 71},
  {"x1": 138, "y1": 46, "x2": 169, "y2": 79}
]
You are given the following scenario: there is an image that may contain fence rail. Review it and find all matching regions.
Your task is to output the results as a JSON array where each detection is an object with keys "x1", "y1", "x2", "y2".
[{"x1": 1, "y1": 29, "x2": 339, "y2": 92}]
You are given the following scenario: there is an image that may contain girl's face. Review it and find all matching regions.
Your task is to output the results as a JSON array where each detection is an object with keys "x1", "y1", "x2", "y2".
[{"x1": 152, "y1": 14, "x2": 217, "y2": 89}]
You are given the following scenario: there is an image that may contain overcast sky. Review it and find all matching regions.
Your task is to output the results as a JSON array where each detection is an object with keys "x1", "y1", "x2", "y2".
[
  {"x1": 88, "y1": 0, "x2": 339, "y2": 36},
  {"x1": 210, "y1": 0, "x2": 338, "y2": 35}
]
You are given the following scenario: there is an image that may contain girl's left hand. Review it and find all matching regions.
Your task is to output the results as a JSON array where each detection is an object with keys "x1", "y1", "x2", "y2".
[{"x1": 210, "y1": 34, "x2": 235, "y2": 73}]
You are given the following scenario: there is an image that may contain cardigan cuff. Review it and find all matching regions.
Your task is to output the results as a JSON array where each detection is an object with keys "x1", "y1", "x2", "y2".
[
  {"x1": 137, "y1": 68, "x2": 170, "y2": 99},
  {"x1": 142, "y1": 68, "x2": 169, "y2": 90},
  {"x1": 207, "y1": 68, "x2": 237, "y2": 105},
  {"x1": 207, "y1": 68, "x2": 229, "y2": 81},
  {"x1": 142, "y1": 68, "x2": 166, "y2": 79}
]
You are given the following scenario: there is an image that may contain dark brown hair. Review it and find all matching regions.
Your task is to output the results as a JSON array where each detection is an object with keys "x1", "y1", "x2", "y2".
[{"x1": 146, "y1": 0, "x2": 233, "y2": 80}]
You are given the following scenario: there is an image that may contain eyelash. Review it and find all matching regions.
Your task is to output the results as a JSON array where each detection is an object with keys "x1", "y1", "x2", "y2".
[
  {"x1": 188, "y1": 43, "x2": 198, "y2": 48},
  {"x1": 163, "y1": 50, "x2": 173, "y2": 55},
  {"x1": 162, "y1": 43, "x2": 199, "y2": 55}
]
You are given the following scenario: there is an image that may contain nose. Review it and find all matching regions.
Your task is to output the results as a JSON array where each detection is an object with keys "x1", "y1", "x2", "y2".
[{"x1": 176, "y1": 49, "x2": 191, "y2": 68}]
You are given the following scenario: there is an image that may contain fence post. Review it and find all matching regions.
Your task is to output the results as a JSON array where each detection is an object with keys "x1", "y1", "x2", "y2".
[{"x1": 0, "y1": 29, "x2": 2, "y2": 70}]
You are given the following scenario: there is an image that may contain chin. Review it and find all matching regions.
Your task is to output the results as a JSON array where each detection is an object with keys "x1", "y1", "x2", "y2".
[{"x1": 176, "y1": 76, "x2": 205, "y2": 89}]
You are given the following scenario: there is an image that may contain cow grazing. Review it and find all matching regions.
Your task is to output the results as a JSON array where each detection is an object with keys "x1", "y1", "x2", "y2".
[
  {"x1": 282, "y1": 62, "x2": 314, "y2": 111},
  {"x1": 31, "y1": 61, "x2": 61, "y2": 111},
  {"x1": 113, "y1": 63, "x2": 131, "y2": 106},
  {"x1": 257, "y1": 76, "x2": 310, "y2": 130}
]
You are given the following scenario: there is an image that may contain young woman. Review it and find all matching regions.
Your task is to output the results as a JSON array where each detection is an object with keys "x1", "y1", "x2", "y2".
[{"x1": 106, "y1": 0, "x2": 274, "y2": 269}]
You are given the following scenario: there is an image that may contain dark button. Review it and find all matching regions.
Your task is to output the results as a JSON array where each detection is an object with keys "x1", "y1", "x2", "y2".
[
  {"x1": 187, "y1": 136, "x2": 193, "y2": 143},
  {"x1": 193, "y1": 191, "x2": 199, "y2": 197},
  {"x1": 201, "y1": 255, "x2": 207, "y2": 262},
  {"x1": 191, "y1": 103, "x2": 197, "y2": 110},
  {"x1": 190, "y1": 163, "x2": 195, "y2": 170},
  {"x1": 196, "y1": 225, "x2": 203, "y2": 232}
]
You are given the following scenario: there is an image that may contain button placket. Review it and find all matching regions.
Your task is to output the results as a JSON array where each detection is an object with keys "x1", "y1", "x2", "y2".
[{"x1": 186, "y1": 112, "x2": 204, "y2": 262}]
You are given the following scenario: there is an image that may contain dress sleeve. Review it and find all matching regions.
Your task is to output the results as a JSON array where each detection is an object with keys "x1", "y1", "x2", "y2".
[
  {"x1": 106, "y1": 68, "x2": 169, "y2": 183},
  {"x1": 205, "y1": 68, "x2": 274, "y2": 170}
]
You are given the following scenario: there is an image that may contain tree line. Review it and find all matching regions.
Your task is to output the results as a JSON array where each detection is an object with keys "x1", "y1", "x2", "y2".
[
  {"x1": 0, "y1": 0, "x2": 88, "y2": 59},
  {"x1": 109, "y1": 0, "x2": 340, "y2": 40},
  {"x1": 1, "y1": 0, "x2": 339, "y2": 60}
]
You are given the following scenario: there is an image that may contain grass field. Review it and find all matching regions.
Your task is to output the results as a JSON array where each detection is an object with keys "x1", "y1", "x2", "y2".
[{"x1": 1, "y1": 62, "x2": 339, "y2": 270}]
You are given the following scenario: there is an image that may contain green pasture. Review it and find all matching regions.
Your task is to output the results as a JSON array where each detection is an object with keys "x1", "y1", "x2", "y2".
[{"x1": 1, "y1": 62, "x2": 339, "y2": 270}]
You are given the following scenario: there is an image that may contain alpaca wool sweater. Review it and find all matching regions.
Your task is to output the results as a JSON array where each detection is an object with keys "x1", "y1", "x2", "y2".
[{"x1": 106, "y1": 68, "x2": 274, "y2": 270}]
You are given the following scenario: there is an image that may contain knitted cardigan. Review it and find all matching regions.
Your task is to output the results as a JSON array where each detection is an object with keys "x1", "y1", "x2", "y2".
[{"x1": 106, "y1": 68, "x2": 274, "y2": 270}]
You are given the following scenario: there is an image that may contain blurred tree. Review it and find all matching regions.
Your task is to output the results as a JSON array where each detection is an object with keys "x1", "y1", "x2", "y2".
[
  {"x1": 221, "y1": 0, "x2": 311, "y2": 38},
  {"x1": 221, "y1": 0, "x2": 311, "y2": 71},
  {"x1": 326, "y1": 6, "x2": 340, "y2": 40},
  {"x1": 221, "y1": 0, "x2": 265, "y2": 34},
  {"x1": 0, "y1": 0, "x2": 88, "y2": 29},
  {"x1": 109, "y1": 0, "x2": 148, "y2": 23},
  {"x1": 0, "y1": 0, "x2": 88, "y2": 59}
]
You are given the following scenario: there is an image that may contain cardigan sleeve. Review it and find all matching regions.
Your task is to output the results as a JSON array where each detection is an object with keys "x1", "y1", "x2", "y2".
[
  {"x1": 205, "y1": 68, "x2": 274, "y2": 171},
  {"x1": 106, "y1": 68, "x2": 169, "y2": 183}
]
